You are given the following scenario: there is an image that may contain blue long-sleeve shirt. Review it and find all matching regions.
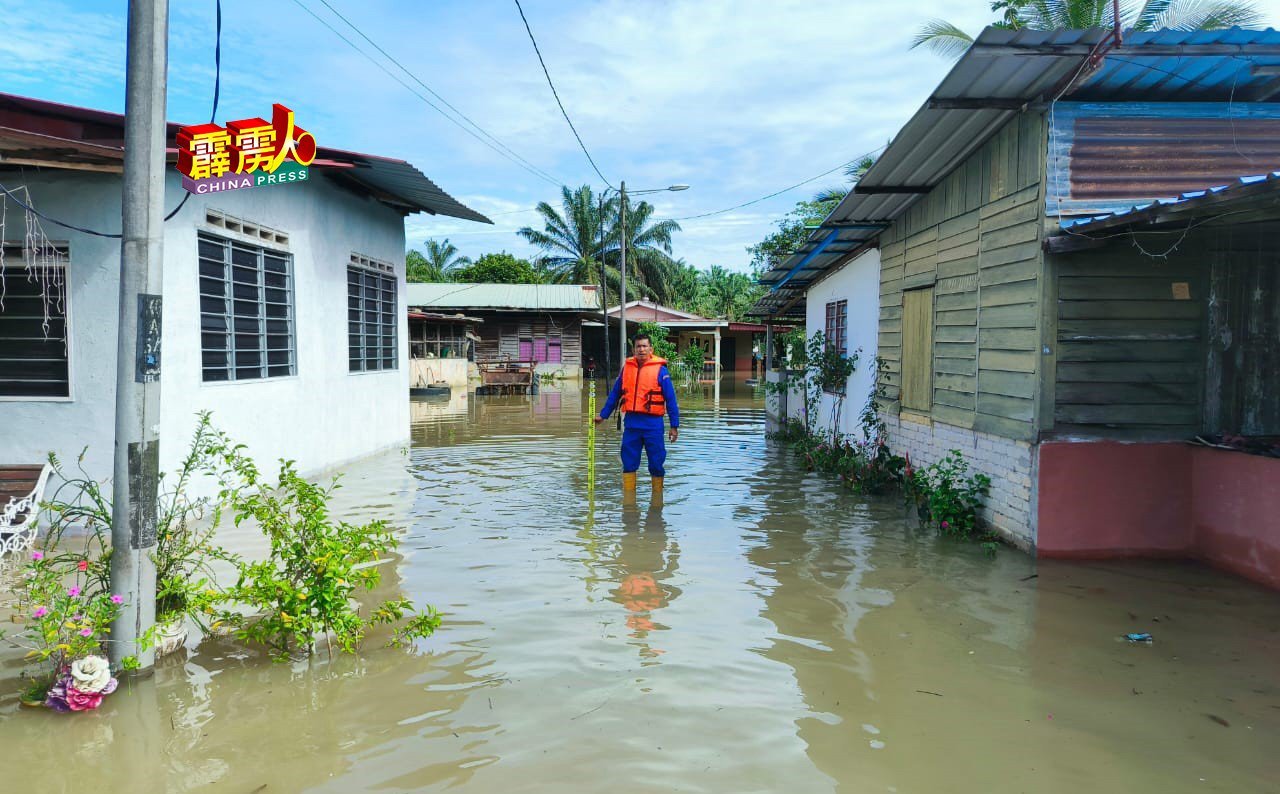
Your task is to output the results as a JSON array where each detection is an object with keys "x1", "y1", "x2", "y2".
[{"x1": 599, "y1": 363, "x2": 680, "y2": 430}]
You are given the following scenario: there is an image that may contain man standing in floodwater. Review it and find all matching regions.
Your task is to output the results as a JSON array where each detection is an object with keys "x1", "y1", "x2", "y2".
[{"x1": 595, "y1": 333, "x2": 680, "y2": 503}]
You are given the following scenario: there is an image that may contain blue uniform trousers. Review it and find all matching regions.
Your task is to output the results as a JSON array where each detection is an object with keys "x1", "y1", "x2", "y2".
[{"x1": 621, "y1": 425, "x2": 667, "y2": 477}]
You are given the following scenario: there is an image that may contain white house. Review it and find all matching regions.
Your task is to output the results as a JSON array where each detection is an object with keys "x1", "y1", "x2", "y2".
[
  {"x1": 0, "y1": 92, "x2": 489, "y2": 494},
  {"x1": 756, "y1": 247, "x2": 881, "y2": 439}
]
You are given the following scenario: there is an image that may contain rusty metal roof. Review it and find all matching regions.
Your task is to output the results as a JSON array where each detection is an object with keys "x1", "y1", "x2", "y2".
[{"x1": 752, "y1": 25, "x2": 1280, "y2": 319}]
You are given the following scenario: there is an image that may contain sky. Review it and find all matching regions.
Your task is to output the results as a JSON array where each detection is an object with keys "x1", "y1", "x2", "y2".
[{"x1": 4, "y1": 0, "x2": 1280, "y2": 271}]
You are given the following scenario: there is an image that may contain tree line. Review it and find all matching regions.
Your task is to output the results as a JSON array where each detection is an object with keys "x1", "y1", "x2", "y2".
[{"x1": 406, "y1": 184, "x2": 768, "y2": 322}]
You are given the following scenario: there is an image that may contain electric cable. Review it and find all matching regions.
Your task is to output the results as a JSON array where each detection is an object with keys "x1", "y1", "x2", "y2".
[
  {"x1": 662, "y1": 144, "x2": 889, "y2": 222},
  {"x1": 512, "y1": 0, "x2": 614, "y2": 188},
  {"x1": 0, "y1": 0, "x2": 225, "y2": 237},
  {"x1": 291, "y1": 0, "x2": 564, "y2": 187},
  {"x1": 312, "y1": 0, "x2": 564, "y2": 187}
]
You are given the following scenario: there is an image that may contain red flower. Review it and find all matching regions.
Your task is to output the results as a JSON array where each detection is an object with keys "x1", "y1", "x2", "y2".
[
  {"x1": 77, "y1": 560, "x2": 89, "y2": 572},
  {"x1": 65, "y1": 685, "x2": 105, "y2": 711}
]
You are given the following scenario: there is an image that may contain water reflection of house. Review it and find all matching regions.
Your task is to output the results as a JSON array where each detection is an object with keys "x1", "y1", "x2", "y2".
[
  {"x1": 597, "y1": 299, "x2": 771, "y2": 377},
  {"x1": 751, "y1": 27, "x2": 1280, "y2": 590},
  {"x1": 0, "y1": 92, "x2": 489, "y2": 494},
  {"x1": 405, "y1": 283, "x2": 599, "y2": 381}
]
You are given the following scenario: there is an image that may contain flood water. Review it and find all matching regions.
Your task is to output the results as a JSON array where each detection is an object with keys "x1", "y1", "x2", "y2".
[{"x1": 3, "y1": 378, "x2": 1279, "y2": 792}]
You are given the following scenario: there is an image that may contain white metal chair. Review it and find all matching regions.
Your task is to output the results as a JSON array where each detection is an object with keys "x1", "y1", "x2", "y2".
[{"x1": 0, "y1": 463, "x2": 53, "y2": 567}]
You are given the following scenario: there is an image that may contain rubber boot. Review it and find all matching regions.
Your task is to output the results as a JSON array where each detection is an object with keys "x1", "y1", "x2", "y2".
[
  {"x1": 622, "y1": 472, "x2": 637, "y2": 506},
  {"x1": 651, "y1": 476, "x2": 664, "y2": 507}
]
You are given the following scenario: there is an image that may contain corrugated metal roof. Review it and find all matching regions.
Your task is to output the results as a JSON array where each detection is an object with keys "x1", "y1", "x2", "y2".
[
  {"x1": 752, "y1": 25, "x2": 1280, "y2": 319},
  {"x1": 405, "y1": 283, "x2": 601, "y2": 311},
  {"x1": 1057, "y1": 170, "x2": 1280, "y2": 232}
]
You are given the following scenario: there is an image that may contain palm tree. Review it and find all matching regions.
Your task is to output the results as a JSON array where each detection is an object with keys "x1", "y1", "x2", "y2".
[
  {"x1": 605, "y1": 195, "x2": 682, "y2": 304},
  {"x1": 813, "y1": 152, "x2": 882, "y2": 205},
  {"x1": 407, "y1": 238, "x2": 471, "y2": 282},
  {"x1": 518, "y1": 185, "x2": 615, "y2": 288},
  {"x1": 914, "y1": 0, "x2": 1263, "y2": 59}
]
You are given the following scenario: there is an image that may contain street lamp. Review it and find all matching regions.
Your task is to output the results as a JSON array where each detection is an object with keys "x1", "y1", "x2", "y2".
[{"x1": 606, "y1": 182, "x2": 689, "y2": 387}]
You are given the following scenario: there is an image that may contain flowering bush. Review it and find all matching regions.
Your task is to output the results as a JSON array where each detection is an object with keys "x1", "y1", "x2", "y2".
[{"x1": 1, "y1": 551, "x2": 129, "y2": 708}]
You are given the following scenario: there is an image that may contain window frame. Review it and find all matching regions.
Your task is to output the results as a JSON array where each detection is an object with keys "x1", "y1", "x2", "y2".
[
  {"x1": 824, "y1": 299, "x2": 848, "y2": 356},
  {"x1": 198, "y1": 231, "x2": 297, "y2": 384},
  {"x1": 346, "y1": 254, "x2": 398, "y2": 374},
  {"x1": 0, "y1": 243, "x2": 74, "y2": 402}
]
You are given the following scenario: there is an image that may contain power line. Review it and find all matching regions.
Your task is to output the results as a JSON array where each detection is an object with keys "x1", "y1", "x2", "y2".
[
  {"x1": 290, "y1": 0, "x2": 564, "y2": 187},
  {"x1": 665, "y1": 144, "x2": 889, "y2": 221},
  {"x1": 0, "y1": 0, "x2": 226, "y2": 238},
  {"x1": 512, "y1": 0, "x2": 614, "y2": 188},
  {"x1": 311, "y1": 0, "x2": 564, "y2": 187}
]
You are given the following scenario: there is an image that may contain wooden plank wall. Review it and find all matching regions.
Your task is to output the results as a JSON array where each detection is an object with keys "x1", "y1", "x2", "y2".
[
  {"x1": 878, "y1": 113, "x2": 1046, "y2": 441},
  {"x1": 476, "y1": 314, "x2": 583, "y2": 365},
  {"x1": 1050, "y1": 248, "x2": 1207, "y2": 436}
]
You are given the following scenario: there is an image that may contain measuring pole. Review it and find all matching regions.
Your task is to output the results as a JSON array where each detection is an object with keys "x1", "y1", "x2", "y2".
[
  {"x1": 110, "y1": 0, "x2": 169, "y2": 669},
  {"x1": 587, "y1": 381, "x2": 596, "y2": 494}
]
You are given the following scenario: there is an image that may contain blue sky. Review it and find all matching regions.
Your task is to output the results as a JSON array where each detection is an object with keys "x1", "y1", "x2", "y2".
[{"x1": 4, "y1": 0, "x2": 1280, "y2": 270}]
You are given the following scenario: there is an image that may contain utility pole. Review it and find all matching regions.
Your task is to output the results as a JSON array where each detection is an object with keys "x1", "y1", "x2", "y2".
[
  {"x1": 616, "y1": 181, "x2": 627, "y2": 430},
  {"x1": 110, "y1": 0, "x2": 169, "y2": 669},
  {"x1": 597, "y1": 194, "x2": 611, "y2": 384}
]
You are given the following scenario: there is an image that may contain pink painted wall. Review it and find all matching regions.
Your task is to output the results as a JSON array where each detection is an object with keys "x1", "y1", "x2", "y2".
[
  {"x1": 1191, "y1": 448, "x2": 1280, "y2": 590},
  {"x1": 1037, "y1": 441, "x2": 1280, "y2": 590},
  {"x1": 1037, "y1": 442, "x2": 1194, "y2": 557}
]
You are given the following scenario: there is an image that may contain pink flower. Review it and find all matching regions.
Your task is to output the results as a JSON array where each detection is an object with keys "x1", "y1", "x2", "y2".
[
  {"x1": 79, "y1": 628, "x2": 93, "y2": 638},
  {"x1": 941, "y1": 520, "x2": 950, "y2": 530},
  {"x1": 77, "y1": 560, "x2": 89, "y2": 572},
  {"x1": 32, "y1": 606, "x2": 48, "y2": 618},
  {"x1": 31, "y1": 551, "x2": 43, "y2": 561},
  {"x1": 110, "y1": 594, "x2": 123, "y2": 605},
  {"x1": 65, "y1": 685, "x2": 105, "y2": 712},
  {"x1": 67, "y1": 586, "x2": 81, "y2": 598}
]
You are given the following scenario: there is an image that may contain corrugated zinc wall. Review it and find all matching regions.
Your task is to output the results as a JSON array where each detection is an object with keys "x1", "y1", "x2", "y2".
[{"x1": 878, "y1": 112, "x2": 1046, "y2": 441}]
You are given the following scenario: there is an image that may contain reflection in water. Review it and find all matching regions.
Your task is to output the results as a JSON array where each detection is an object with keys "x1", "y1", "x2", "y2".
[
  {"x1": 1, "y1": 377, "x2": 1278, "y2": 792},
  {"x1": 610, "y1": 506, "x2": 680, "y2": 658}
]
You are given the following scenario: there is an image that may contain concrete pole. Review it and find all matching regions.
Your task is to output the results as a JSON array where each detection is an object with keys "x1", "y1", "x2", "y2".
[
  {"x1": 110, "y1": 0, "x2": 168, "y2": 669},
  {"x1": 713, "y1": 326, "x2": 721, "y2": 404},
  {"x1": 765, "y1": 323, "x2": 773, "y2": 372},
  {"x1": 616, "y1": 181, "x2": 626, "y2": 430}
]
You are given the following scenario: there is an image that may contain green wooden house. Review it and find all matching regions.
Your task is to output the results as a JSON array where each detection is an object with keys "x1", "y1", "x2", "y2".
[{"x1": 753, "y1": 27, "x2": 1280, "y2": 589}]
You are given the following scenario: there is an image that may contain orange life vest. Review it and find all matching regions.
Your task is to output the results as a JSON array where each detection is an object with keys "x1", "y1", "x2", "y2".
[{"x1": 620, "y1": 356, "x2": 668, "y2": 416}]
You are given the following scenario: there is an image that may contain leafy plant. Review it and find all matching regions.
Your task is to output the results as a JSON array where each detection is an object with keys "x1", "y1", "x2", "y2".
[
  {"x1": 201, "y1": 431, "x2": 441, "y2": 661},
  {"x1": 636, "y1": 322, "x2": 678, "y2": 361},
  {"x1": 677, "y1": 343, "x2": 706, "y2": 383},
  {"x1": 40, "y1": 414, "x2": 234, "y2": 627},
  {"x1": 907, "y1": 449, "x2": 992, "y2": 538}
]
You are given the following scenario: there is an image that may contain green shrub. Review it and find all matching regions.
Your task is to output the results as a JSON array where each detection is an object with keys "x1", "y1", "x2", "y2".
[
  {"x1": 906, "y1": 449, "x2": 992, "y2": 538},
  {"x1": 201, "y1": 433, "x2": 441, "y2": 661}
]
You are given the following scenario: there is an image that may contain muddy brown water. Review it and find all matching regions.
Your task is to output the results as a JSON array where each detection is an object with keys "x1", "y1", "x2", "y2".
[{"x1": 2, "y1": 379, "x2": 1279, "y2": 792}]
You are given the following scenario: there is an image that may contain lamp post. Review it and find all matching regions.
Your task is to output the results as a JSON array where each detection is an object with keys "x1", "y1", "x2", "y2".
[{"x1": 605, "y1": 182, "x2": 688, "y2": 386}]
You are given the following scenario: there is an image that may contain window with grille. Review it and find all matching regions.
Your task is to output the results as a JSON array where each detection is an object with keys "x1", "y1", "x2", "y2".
[
  {"x1": 0, "y1": 245, "x2": 70, "y2": 398},
  {"x1": 347, "y1": 255, "x2": 397, "y2": 372},
  {"x1": 824, "y1": 299, "x2": 848, "y2": 356},
  {"x1": 198, "y1": 232, "x2": 295, "y2": 382}
]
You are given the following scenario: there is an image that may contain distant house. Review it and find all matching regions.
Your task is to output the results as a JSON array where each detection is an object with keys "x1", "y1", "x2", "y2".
[
  {"x1": 604, "y1": 299, "x2": 770, "y2": 377},
  {"x1": 405, "y1": 283, "x2": 600, "y2": 380},
  {"x1": 752, "y1": 27, "x2": 1280, "y2": 589},
  {"x1": 0, "y1": 92, "x2": 489, "y2": 493}
]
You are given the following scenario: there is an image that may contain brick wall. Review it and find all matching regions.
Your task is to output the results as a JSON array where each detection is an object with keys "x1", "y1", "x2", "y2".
[{"x1": 885, "y1": 414, "x2": 1037, "y2": 550}]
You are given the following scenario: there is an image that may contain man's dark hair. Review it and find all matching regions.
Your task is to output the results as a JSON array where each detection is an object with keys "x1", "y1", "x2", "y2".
[{"x1": 633, "y1": 333, "x2": 652, "y2": 345}]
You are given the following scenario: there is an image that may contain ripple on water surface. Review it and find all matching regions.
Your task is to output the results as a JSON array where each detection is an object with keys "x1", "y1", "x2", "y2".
[{"x1": 2, "y1": 381, "x2": 1279, "y2": 792}]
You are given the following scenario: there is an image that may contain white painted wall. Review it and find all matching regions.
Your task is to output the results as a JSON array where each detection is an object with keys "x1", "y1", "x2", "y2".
[
  {"x1": 0, "y1": 168, "x2": 411, "y2": 497},
  {"x1": 800, "y1": 248, "x2": 882, "y2": 439}
]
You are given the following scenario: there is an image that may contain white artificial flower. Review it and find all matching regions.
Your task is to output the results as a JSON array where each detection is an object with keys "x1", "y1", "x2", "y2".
[{"x1": 69, "y1": 655, "x2": 113, "y2": 693}]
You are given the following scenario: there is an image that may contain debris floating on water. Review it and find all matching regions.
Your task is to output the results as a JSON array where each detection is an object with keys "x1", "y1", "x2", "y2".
[{"x1": 1125, "y1": 633, "x2": 1154, "y2": 643}]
